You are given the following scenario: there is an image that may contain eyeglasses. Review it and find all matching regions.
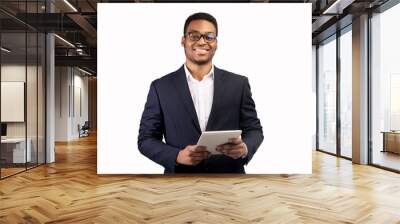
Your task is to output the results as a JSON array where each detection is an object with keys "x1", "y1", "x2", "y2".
[{"x1": 185, "y1": 32, "x2": 217, "y2": 42}]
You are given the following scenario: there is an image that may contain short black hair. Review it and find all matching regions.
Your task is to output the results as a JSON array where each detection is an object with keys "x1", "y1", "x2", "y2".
[{"x1": 183, "y1": 12, "x2": 218, "y2": 36}]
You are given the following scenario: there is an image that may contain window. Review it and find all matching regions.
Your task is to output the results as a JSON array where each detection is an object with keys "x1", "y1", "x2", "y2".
[
  {"x1": 339, "y1": 27, "x2": 352, "y2": 158},
  {"x1": 318, "y1": 36, "x2": 337, "y2": 154},
  {"x1": 371, "y1": 2, "x2": 400, "y2": 171}
]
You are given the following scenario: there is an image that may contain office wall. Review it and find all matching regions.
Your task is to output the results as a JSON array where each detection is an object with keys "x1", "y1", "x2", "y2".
[
  {"x1": 55, "y1": 66, "x2": 70, "y2": 141},
  {"x1": 55, "y1": 67, "x2": 89, "y2": 141},
  {"x1": 1, "y1": 65, "x2": 42, "y2": 139}
]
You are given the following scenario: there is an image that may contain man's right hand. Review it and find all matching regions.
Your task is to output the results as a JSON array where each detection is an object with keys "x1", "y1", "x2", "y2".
[{"x1": 176, "y1": 145, "x2": 209, "y2": 166}]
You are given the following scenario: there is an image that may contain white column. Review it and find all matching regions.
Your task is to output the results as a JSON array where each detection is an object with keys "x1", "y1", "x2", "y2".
[
  {"x1": 45, "y1": 0, "x2": 55, "y2": 163},
  {"x1": 46, "y1": 33, "x2": 55, "y2": 163},
  {"x1": 352, "y1": 14, "x2": 369, "y2": 164}
]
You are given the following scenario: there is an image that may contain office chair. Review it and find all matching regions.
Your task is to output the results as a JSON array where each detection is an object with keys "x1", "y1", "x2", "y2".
[{"x1": 79, "y1": 121, "x2": 90, "y2": 138}]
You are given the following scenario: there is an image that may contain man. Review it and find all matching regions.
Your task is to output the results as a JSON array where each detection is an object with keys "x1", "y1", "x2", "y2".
[{"x1": 138, "y1": 12, "x2": 263, "y2": 173}]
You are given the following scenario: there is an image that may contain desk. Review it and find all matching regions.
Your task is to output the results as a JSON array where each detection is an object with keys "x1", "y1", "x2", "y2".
[
  {"x1": 1, "y1": 138, "x2": 31, "y2": 163},
  {"x1": 381, "y1": 131, "x2": 400, "y2": 154}
]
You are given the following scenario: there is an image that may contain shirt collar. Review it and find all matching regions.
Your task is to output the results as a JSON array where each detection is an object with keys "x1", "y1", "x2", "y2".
[{"x1": 184, "y1": 64, "x2": 214, "y2": 81}]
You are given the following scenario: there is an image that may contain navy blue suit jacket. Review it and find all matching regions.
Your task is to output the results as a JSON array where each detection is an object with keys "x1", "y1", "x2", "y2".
[{"x1": 138, "y1": 65, "x2": 263, "y2": 173}]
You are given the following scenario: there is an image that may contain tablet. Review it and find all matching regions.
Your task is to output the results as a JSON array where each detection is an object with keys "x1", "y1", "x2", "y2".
[{"x1": 197, "y1": 130, "x2": 242, "y2": 155}]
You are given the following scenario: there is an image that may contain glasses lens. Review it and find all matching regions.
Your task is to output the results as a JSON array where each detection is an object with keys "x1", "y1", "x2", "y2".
[
  {"x1": 205, "y1": 33, "x2": 216, "y2": 42},
  {"x1": 189, "y1": 32, "x2": 202, "y2": 41}
]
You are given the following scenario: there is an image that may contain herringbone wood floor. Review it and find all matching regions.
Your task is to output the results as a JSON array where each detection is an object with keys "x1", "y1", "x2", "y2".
[{"x1": 1, "y1": 134, "x2": 400, "y2": 224}]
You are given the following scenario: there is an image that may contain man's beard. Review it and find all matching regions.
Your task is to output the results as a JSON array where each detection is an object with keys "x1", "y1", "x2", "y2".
[{"x1": 193, "y1": 58, "x2": 211, "y2": 65}]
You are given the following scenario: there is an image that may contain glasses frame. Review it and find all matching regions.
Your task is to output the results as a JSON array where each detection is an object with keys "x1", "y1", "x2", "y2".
[{"x1": 185, "y1": 32, "x2": 217, "y2": 43}]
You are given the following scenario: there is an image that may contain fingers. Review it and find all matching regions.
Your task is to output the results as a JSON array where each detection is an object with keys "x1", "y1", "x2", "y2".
[
  {"x1": 222, "y1": 148, "x2": 242, "y2": 155},
  {"x1": 216, "y1": 143, "x2": 245, "y2": 159},
  {"x1": 190, "y1": 152, "x2": 209, "y2": 158},
  {"x1": 187, "y1": 145, "x2": 207, "y2": 152},
  {"x1": 220, "y1": 149, "x2": 242, "y2": 159},
  {"x1": 190, "y1": 153, "x2": 209, "y2": 165},
  {"x1": 225, "y1": 149, "x2": 243, "y2": 159},
  {"x1": 187, "y1": 145, "x2": 209, "y2": 165},
  {"x1": 191, "y1": 157, "x2": 203, "y2": 165},
  {"x1": 229, "y1": 136, "x2": 242, "y2": 145},
  {"x1": 188, "y1": 146, "x2": 208, "y2": 156},
  {"x1": 215, "y1": 137, "x2": 243, "y2": 151},
  {"x1": 216, "y1": 143, "x2": 244, "y2": 152},
  {"x1": 178, "y1": 145, "x2": 210, "y2": 166},
  {"x1": 192, "y1": 145, "x2": 208, "y2": 152}
]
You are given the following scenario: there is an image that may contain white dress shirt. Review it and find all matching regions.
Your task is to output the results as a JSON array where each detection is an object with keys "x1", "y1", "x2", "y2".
[
  {"x1": 184, "y1": 64, "x2": 214, "y2": 132},
  {"x1": 184, "y1": 64, "x2": 248, "y2": 158}
]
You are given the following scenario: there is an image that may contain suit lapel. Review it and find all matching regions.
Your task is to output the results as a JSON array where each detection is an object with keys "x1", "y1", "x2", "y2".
[
  {"x1": 173, "y1": 65, "x2": 201, "y2": 133},
  {"x1": 206, "y1": 66, "x2": 225, "y2": 131}
]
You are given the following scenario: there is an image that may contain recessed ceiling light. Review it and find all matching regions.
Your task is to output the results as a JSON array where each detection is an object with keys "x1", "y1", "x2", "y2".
[
  {"x1": 323, "y1": 0, "x2": 355, "y2": 15},
  {"x1": 1, "y1": 47, "x2": 11, "y2": 53},
  {"x1": 78, "y1": 67, "x2": 93, "y2": 76},
  {"x1": 54, "y1": 34, "x2": 75, "y2": 48},
  {"x1": 63, "y1": 0, "x2": 78, "y2": 12}
]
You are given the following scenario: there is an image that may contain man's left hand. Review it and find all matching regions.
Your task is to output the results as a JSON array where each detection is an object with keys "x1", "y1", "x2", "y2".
[{"x1": 216, "y1": 136, "x2": 248, "y2": 159}]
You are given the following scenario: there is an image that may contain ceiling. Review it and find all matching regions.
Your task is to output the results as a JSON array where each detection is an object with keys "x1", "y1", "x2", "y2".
[{"x1": 0, "y1": 0, "x2": 392, "y2": 75}]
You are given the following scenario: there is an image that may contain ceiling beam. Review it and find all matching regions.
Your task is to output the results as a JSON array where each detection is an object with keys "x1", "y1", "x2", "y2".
[
  {"x1": 67, "y1": 13, "x2": 97, "y2": 40},
  {"x1": 55, "y1": 55, "x2": 96, "y2": 69},
  {"x1": 322, "y1": 0, "x2": 356, "y2": 14}
]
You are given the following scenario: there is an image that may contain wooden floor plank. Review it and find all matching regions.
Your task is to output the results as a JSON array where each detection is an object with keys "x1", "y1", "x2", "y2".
[{"x1": 1, "y1": 134, "x2": 400, "y2": 223}]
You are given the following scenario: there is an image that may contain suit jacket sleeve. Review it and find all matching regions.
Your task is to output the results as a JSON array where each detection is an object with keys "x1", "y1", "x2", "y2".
[
  {"x1": 138, "y1": 81, "x2": 180, "y2": 172},
  {"x1": 240, "y1": 77, "x2": 264, "y2": 164}
]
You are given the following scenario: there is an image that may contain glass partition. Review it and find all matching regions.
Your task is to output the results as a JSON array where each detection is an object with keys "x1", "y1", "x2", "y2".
[
  {"x1": 317, "y1": 35, "x2": 337, "y2": 155},
  {"x1": 371, "y1": 3, "x2": 400, "y2": 171},
  {"x1": 27, "y1": 31, "x2": 38, "y2": 170},
  {"x1": 0, "y1": 1, "x2": 46, "y2": 179},
  {"x1": 38, "y1": 32, "x2": 45, "y2": 165},
  {"x1": 339, "y1": 27, "x2": 352, "y2": 158},
  {"x1": 1, "y1": 31, "x2": 28, "y2": 177}
]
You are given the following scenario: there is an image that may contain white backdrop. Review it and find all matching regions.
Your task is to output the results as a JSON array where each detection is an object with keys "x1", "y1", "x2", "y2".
[{"x1": 98, "y1": 3, "x2": 312, "y2": 174}]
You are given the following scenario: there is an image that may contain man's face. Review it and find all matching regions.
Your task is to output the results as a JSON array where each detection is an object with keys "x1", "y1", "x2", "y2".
[{"x1": 181, "y1": 20, "x2": 218, "y2": 65}]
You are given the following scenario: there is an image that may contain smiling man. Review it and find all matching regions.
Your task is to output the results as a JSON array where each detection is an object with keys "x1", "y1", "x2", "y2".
[{"x1": 138, "y1": 12, "x2": 263, "y2": 173}]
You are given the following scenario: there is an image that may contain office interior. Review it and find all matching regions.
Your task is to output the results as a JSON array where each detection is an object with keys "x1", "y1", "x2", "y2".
[
  {"x1": 0, "y1": 0, "x2": 97, "y2": 179},
  {"x1": 0, "y1": 0, "x2": 400, "y2": 223}
]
